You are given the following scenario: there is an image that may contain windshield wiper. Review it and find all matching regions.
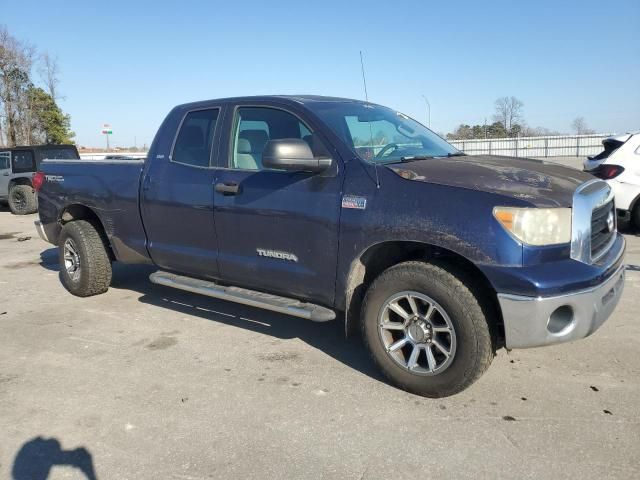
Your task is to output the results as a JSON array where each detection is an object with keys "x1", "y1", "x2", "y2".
[
  {"x1": 397, "y1": 155, "x2": 435, "y2": 162},
  {"x1": 388, "y1": 152, "x2": 466, "y2": 164}
]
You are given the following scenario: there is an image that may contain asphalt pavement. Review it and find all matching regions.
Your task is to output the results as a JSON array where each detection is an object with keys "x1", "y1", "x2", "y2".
[{"x1": 1, "y1": 195, "x2": 639, "y2": 479}]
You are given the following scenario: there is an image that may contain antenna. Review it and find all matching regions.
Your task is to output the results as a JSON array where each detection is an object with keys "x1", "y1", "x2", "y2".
[
  {"x1": 359, "y1": 51, "x2": 369, "y2": 102},
  {"x1": 359, "y1": 51, "x2": 380, "y2": 188}
]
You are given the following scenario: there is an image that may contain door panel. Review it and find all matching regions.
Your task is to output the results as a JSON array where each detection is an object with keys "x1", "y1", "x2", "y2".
[
  {"x1": 212, "y1": 104, "x2": 342, "y2": 306},
  {"x1": 0, "y1": 152, "x2": 10, "y2": 197},
  {"x1": 213, "y1": 169, "x2": 341, "y2": 305},
  {"x1": 141, "y1": 108, "x2": 221, "y2": 278}
]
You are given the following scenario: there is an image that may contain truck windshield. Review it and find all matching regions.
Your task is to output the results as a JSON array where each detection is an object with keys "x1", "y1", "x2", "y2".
[{"x1": 308, "y1": 102, "x2": 459, "y2": 163}]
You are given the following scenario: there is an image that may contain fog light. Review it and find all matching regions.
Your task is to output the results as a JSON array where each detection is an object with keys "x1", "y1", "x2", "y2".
[{"x1": 547, "y1": 306, "x2": 575, "y2": 334}]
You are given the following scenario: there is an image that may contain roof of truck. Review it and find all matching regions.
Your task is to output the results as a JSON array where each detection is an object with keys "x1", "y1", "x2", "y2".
[
  {"x1": 2, "y1": 144, "x2": 77, "y2": 151},
  {"x1": 175, "y1": 95, "x2": 370, "y2": 110}
]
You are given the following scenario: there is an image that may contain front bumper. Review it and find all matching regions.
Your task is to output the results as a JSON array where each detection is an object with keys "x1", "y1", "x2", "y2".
[
  {"x1": 498, "y1": 263, "x2": 625, "y2": 349},
  {"x1": 34, "y1": 220, "x2": 51, "y2": 244}
]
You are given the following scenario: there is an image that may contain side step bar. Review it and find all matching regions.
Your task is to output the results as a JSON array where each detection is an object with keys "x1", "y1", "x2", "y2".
[{"x1": 149, "y1": 271, "x2": 336, "y2": 322}]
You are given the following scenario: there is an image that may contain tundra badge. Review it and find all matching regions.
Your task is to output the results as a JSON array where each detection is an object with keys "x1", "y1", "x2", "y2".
[{"x1": 257, "y1": 249, "x2": 298, "y2": 262}]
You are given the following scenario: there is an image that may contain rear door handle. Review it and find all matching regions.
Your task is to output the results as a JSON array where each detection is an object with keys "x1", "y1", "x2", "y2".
[{"x1": 215, "y1": 182, "x2": 240, "y2": 195}]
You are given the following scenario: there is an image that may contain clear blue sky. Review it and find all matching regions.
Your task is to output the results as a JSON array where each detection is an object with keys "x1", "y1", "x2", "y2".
[{"x1": 3, "y1": 0, "x2": 639, "y2": 147}]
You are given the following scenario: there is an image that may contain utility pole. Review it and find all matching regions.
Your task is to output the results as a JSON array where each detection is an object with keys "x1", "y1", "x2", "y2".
[{"x1": 421, "y1": 95, "x2": 431, "y2": 128}]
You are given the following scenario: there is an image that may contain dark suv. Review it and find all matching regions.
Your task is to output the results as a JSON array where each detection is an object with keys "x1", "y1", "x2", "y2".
[{"x1": 0, "y1": 144, "x2": 79, "y2": 214}]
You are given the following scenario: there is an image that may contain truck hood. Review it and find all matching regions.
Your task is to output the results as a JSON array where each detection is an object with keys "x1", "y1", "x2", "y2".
[{"x1": 387, "y1": 155, "x2": 594, "y2": 207}]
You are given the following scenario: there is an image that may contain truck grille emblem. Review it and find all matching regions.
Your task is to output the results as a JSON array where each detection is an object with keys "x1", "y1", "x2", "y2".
[{"x1": 606, "y1": 210, "x2": 614, "y2": 233}]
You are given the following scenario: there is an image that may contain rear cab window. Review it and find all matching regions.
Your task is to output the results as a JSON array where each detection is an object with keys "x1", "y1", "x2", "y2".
[
  {"x1": 171, "y1": 109, "x2": 220, "y2": 167},
  {"x1": 36, "y1": 147, "x2": 80, "y2": 161}
]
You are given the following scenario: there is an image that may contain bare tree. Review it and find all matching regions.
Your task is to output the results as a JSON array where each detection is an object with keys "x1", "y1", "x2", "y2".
[
  {"x1": 493, "y1": 96, "x2": 524, "y2": 133},
  {"x1": 0, "y1": 25, "x2": 35, "y2": 146},
  {"x1": 571, "y1": 116, "x2": 595, "y2": 135},
  {"x1": 39, "y1": 51, "x2": 60, "y2": 101}
]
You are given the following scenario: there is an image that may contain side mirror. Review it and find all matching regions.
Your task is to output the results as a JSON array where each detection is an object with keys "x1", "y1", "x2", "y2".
[{"x1": 262, "y1": 138, "x2": 333, "y2": 173}]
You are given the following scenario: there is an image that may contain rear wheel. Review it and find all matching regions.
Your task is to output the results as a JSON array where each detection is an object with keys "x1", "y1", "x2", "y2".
[
  {"x1": 58, "y1": 220, "x2": 112, "y2": 297},
  {"x1": 8, "y1": 184, "x2": 37, "y2": 215},
  {"x1": 361, "y1": 261, "x2": 494, "y2": 398}
]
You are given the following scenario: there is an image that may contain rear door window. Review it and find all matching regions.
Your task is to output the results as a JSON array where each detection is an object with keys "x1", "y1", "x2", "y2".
[
  {"x1": 172, "y1": 109, "x2": 220, "y2": 167},
  {"x1": 11, "y1": 150, "x2": 35, "y2": 173},
  {"x1": 0, "y1": 152, "x2": 9, "y2": 170}
]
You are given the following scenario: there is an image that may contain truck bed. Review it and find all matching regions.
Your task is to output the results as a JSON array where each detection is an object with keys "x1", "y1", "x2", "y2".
[{"x1": 37, "y1": 159, "x2": 151, "y2": 264}]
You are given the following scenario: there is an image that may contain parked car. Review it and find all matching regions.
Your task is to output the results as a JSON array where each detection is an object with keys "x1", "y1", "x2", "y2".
[
  {"x1": 34, "y1": 96, "x2": 625, "y2": 397},
  {"x1": 0, "y1": 144, "x2": 79, "y2": 215},
  {"x1": 583, "y1": 132, "x2": 640, "y2": 228}
]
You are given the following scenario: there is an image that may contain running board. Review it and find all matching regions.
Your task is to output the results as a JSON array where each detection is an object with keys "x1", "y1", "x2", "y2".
[{"x1": 149, "y1": 271, "x2": 336, "y2": 322}]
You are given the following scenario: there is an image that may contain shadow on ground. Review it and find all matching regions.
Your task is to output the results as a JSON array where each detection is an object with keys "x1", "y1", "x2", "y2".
[
  {"x1": 39, "y1": 248, "x2": 59, "y2": 271},
  {"x1": 37, "y1": 248, "x2": 385, "y2": 385},
  {"x1": 11, "y1": 437, "x2": 97, "y2": 480}
]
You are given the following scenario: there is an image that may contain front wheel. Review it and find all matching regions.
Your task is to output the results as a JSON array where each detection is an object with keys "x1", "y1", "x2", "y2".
[
  {"x1": 361, "y1": 261, "x2": 494, "y2": 397},
  {"x1": 58, "y1": 220, "x2": 112, "y2": 297}
]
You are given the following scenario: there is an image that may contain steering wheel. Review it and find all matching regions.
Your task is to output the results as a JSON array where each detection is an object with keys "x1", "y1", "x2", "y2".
[{"x1": 374, "y1": 143, "x2": 399, "y2": 160}]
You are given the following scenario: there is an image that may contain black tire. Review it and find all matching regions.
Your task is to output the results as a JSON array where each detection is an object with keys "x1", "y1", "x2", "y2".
[
  {"x1": 58, "y1": 220, "x2": 112, "y2": 297},
  {"x1": 361, "y1": 261, "x2": 494, "y2": 398},
  {"x1": 632, "y1": 203, "x2": 640, "y2": 232},
  {"x1": 8, "y1": 184, "x2": 38, "y2": 215}
]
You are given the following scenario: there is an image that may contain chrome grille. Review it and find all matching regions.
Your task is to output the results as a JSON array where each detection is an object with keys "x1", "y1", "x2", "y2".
[
  {"x1": 591, "y1": 200, "x2": 615, "y2": 260},
  {"x1": 571, "y1": 179, "x2": 615, "y2": 264}
]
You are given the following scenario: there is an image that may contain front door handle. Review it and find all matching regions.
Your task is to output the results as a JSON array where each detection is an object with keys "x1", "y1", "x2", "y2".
[{"x1": 215, "y1": 182, "x2": 240, "y2": 195}]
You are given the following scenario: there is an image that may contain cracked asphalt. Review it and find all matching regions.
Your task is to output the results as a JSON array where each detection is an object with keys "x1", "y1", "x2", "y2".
[{"x1": 1, "y1": 196, "x2": 639, "y2": 479}]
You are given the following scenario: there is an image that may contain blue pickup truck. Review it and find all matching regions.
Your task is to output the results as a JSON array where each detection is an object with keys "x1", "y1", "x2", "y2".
[{"x1": 34, "y1": 96, "x2": 626, "y2": 397}]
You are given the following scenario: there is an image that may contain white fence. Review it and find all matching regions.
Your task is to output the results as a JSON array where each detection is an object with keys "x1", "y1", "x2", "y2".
[
  {"x1": 448, "y1": 134, "x2": 610, "y2": 158},
  {"x1": 79, "y1": 152, "x2": 147, "y2": 160}
]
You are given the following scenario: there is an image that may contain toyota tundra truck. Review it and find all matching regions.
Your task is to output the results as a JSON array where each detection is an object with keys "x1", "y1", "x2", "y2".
[{"x1": 33, "y1": 96, "x2": 626, "y2": 397}]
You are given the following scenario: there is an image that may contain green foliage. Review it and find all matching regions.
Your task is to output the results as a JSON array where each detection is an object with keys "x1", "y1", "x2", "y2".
[
  {"x1": 447, "y1": 121, "x2": 521, "y2": 140},
  {"x1": 28, "y1": 86, "x2": 74, "y2": 144}
]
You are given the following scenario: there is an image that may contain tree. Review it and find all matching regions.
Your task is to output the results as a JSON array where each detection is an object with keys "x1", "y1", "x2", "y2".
[
  {"x1": 0, "y1": 26, "x2": 35, "y2": 146},
  {"x1": 28, "y1": 87, "x2": 74, "y2": 144},
  {"x1": 447, "y1": 121, "x2": 510, "y2": 140},
  {"x1": 493, "y1": 96, "x2": 524, "y2": 135},
  {"x1": 446, "y1": 124, "x2": 472, "y2": 140},
  {"x1": 571, "y1": 116, "x2": 595, "y2": 135},
  {"x1": 38, "y1": 51, "x2": 60, "y2": 101},
  {"x1": 486, "y1": 121, "x2": 507, "y2": 138},
  {"x1": 0, "y1": 25, "x2": 73, "y2": 146}
]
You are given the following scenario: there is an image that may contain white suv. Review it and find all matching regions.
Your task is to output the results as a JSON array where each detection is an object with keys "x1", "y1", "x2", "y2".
[{"x1": 584, "y1": 132, "x2": 640, "y2": 229}]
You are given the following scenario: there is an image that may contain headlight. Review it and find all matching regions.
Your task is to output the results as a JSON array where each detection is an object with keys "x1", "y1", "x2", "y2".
[{"x1": 493, "y1": 207, "x2": 571, "y2": 246}]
